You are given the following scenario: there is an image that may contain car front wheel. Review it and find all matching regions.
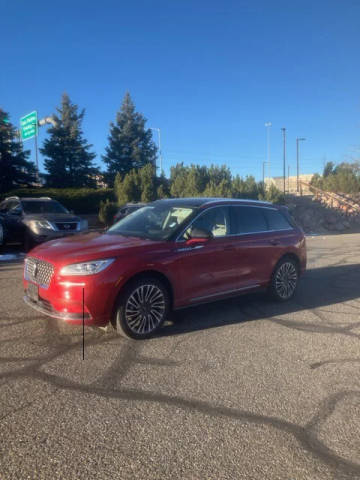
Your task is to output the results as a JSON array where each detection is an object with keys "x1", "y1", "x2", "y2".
[
  {"x1": 114, "y1": 277, "x2": 170, "y2": 339},
  {"x1": 269, "y1": 257, "x2": 298, "y2": 301}
]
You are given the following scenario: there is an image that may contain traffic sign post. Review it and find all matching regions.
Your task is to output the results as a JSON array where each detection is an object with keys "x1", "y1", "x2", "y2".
[
  {"x1": 20, "y1": 111, "x2": 39, "y2": 179},
  {"x1": 20, "y1": 111, "x2": 38, "y2": 141}
]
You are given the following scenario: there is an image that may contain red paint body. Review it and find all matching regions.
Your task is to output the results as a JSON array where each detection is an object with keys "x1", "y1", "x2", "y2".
[{"x1": 23, "y1": 199, "x2": 306, "y2": 327}]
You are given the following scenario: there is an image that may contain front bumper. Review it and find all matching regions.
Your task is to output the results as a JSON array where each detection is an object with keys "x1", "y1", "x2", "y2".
[{"x1": 23, "y1": 294, "x2": 91, "y2": 322}]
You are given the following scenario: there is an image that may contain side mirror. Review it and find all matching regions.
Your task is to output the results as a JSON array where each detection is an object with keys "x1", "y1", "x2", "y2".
[
  {"x1": 186, "y1": 228, "x2": 213, "y2": 245},
  {"x1": 70, "y1": 210, "x2": 74, "y2": 215}
]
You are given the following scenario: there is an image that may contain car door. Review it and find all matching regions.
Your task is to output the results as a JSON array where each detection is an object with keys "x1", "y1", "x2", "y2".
[
  {"x1": 175, "y1": 206, "x2": 242, "y2": 304},
  {"x1": 229, "y1": 205, "x2": 276, "y2": 287},
  {"x1": 4, "y1": 200, "x2": 25, "y2": 242}
]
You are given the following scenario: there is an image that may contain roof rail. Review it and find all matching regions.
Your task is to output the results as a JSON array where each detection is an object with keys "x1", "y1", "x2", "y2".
[
  {"x1": 39, "y1": 197, "x2": 52, "y2": 200},
  {"x1": 5, "y1": 196, "x2": 20, "y2": 201}
]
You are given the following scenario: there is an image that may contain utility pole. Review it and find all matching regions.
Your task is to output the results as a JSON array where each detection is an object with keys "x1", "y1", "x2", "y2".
[
  {"x1": 288, "y1": 165, "x2": 290, "y2": 193},
  {"x1": 281, "y1": 128, "x2": 286, "y2": 196},
  {"x1": 265, "y1": 122, "x2": 272, "y2": 180},
  {"x1": 296, "y1": 137, "x2": 306, "y2": 193}
]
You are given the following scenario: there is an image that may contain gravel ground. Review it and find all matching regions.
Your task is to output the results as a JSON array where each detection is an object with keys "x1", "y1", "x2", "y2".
[{"x1": 0, "y1": 234, "x2": 360, "y2": 479}]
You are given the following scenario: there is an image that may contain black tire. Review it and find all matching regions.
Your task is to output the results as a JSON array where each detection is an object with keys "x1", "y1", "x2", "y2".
[
  {"x1": 114, "y1": 276, "x2": 170, "y2": 340},
  {"x1": 268, "y1": 257, "x2": 299, "y2": 302}
]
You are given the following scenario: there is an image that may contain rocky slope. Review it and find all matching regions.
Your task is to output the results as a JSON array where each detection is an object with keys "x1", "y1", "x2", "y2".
[{"x1": 287, "y1": 195, "x2": 360, "y2": 234}]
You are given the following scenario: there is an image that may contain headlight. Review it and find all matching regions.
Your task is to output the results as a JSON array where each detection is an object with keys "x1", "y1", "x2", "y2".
[
  {"x1": 27, "y1": 220, "x2": 55, "y2": 233},
  {"x1": 79, "y1": 219, "x2": 88, "y2": 231},
  {"x1": 59, "y1": 258, "x2": 115, "y2": 276}
]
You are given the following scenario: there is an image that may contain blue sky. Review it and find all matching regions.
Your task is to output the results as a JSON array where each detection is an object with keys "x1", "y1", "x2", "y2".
[{"x1": 1, "y1": 0, "x2": 360, "y2": 181}]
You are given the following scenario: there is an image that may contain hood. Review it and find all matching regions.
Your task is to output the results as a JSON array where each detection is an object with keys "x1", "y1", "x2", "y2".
[
  {"x1": 30, "y1": 232, "x2": 163, "y2": 264},
  {"x1": 24, "y1": 213, "x2": 81, "y2": 223}
]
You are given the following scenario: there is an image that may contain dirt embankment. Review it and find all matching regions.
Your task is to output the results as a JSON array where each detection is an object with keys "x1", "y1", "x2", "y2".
[{"x1": 287, "y1": 195, "x2": 360, "y2": 234}]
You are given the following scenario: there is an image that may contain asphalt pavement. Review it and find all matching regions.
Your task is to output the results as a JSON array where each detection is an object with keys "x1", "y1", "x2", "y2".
[{"x1": 1, "y1": 234, "x2": 360, "y2": 479}]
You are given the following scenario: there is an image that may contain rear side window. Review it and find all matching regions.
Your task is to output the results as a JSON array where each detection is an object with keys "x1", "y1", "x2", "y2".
[
  {"x1": 230, "y1": 206, "x2": 267, "y2": 234},
  {"x1": 264, "y1": 209, "x2": 292, "y2": 230}
]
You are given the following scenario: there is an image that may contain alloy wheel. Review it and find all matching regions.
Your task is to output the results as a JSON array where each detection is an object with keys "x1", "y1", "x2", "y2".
[
  {"x1": 125, "y1": 284, "x2": 166, "y2": 335},
  {"x1": 274, "y1": 261, "x2": 298, "y2": 299}
]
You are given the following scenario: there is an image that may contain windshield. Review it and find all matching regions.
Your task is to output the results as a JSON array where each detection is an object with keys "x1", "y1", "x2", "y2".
[
  {"x1": 108, "y1": 204, "x2": 196, "y2": 240},
  {"x1": 21, "y1": 200, "x2": 69, "y2": 214}
]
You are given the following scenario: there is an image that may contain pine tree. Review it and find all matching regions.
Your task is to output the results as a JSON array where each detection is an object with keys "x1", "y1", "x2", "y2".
[
  {"x1": 40, "y1": 93, "x2": 97, "y2": 188},
  {"x1": 0, "y1": 109, "x2": 36, "y2": 193},
  {"x1": 103, "y1": 92, "x2": 157, "y2": 186}
]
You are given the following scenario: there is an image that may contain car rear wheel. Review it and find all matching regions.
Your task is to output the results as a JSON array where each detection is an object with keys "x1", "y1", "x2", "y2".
[
  {"x1": 268, "y1": 257, "x2": 298, "y2": 301},
  {"x1": 114, "y1": 277, "x2": 170, "y2": 339}
]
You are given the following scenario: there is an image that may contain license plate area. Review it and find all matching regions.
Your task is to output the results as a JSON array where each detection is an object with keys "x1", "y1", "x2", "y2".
[{"x1": 27, "y1": 283, "x2": 39, "y2": 302}]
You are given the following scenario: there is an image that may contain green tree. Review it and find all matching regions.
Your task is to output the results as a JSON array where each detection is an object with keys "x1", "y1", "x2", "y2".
[
  {"x1": 138, "y1": 163, "x2": 157, "y2": 202},
  {"x1": 117, "y1": 169, "x2": 141, "y2": 205},
  {"x1": 0, "y1": 109, "x2": 36, "y2": 193},
  {"x1": 156, "y1": 173, "x2": 171, "y2": 198},
  {"x1": 323, "y1": 161, "x2": 335, "y2": 177},
  {"x1": 103, "y1": 92, "x2": 157, "y2": 186},
  {"x1": 170, "y1": 163, "x2": 188, "y2": 197},
  {"x1": 40, "y1": 93, "x2": 97, "y2": 188}
]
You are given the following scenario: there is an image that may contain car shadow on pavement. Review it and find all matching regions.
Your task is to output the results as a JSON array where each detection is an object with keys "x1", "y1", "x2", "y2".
[{"x1": 159, "y1": 263, "x2": 360, "y2": 339}]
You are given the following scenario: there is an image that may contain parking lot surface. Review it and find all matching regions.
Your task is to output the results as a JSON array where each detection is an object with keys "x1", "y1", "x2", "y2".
[{"x1": 1, "y1": 234, "x2": 360, "y2": 480}]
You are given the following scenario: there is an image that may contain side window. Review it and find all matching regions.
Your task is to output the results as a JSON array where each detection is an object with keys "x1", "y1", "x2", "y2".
[
  {"x1": 9, "y1": 203, "x2": 22, "y2": 215},
  {"x1": 230, "y1": 206, "x2": 267, "y2": 234},
  {"x1": 264, "y1": 209, "x2": 292, "y2": 230},
  {"x1": 184, "y1": 207, "x2": 230, "y2": 239}
]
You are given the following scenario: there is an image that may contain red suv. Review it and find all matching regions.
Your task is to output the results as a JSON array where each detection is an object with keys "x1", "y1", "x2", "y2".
[{"x1": 23, "y1": 198, "x2": 306, "y2": 339}]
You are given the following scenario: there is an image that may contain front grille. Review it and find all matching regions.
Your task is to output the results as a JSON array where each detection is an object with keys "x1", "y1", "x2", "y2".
[
  {"x1": 55, "y1": 222, "x2": 78, "y2": 231},
  {"x1": 25, "y1": 257, "x2": 54, "y2": 288}
]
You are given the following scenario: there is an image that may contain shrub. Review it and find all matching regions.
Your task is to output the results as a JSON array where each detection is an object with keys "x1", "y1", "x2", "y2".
[
  {"x1": 98, "y1": 199, "x2": 118, "y2": 226},
  {"x1": 0, "y1": 188, "x2": 115, "y2": 214},
  {"x1": 262, "y1": 184, "x2": 285, "y2": 204}
]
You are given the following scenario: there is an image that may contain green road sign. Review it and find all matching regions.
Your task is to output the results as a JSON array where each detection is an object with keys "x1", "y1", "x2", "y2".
[{"x1": 20, "y1": 111, "x2": 38, "y2": 140}]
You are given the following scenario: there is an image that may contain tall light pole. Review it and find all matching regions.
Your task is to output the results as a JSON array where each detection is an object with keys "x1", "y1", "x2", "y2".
[
  {"x1": 150, "y1": 127, "x2": 162, "y2": 175},
  {"x1": 281, "y1": 128, "x2": 286, "y2": 196},
  {"x1": 265, "y1": 122, "x2": 272, "y2": 181},
  {"x1": 262, "y1": 161, "x2": 269, "y2": 186},
  {"x1": 296, "y1": 137, "x2": 306, "y2": 193}
]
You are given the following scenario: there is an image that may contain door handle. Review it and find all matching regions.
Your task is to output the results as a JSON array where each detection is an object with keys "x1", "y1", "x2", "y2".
[
  {"x1": 224, "y1": 245, "x2": 235, "y2": 251},
  {"x1": 270, "y1": 239, "x2": 280, "y2": 246}
]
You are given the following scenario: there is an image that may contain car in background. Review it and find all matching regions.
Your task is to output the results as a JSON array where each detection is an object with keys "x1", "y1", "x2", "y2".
[
  {"x1": 23, "y1": 197, "x2": 306, "y2": 339},
  {"x1": 0, "y1": 196, "x2": 88, "y2": 251},
  {"x1": 0, "y1": 218, "x2": 6, "y2": 249},
  {"x1": 113, "y1": 202, "x2": 146, "y2": 224}
]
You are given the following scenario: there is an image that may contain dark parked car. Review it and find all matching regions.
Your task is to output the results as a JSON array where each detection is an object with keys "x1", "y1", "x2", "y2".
[
  {"x1": 0, "y1": 218, "x2": 5, "y2": 249},
  {"x1": 0, "y1": 196, "x2": 88, "y2": 250},
  {"x1": 113, "y1": 203, "x2": 146, "y2": 224},
  {"x1": 23, "y1": 198, "x2": 306, "y2": 339}
]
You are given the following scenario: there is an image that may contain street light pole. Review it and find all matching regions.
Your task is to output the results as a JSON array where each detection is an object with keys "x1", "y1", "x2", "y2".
[
  {"x1": 262, "y1": 161, "x2": 269, "y2": 186},
  {"x1": 281, "y1": 128, "x2": 286, "y2": 196},
  {"x1": 150, "y1": 127, "x2": 162, "y2": 175},
  {"x1": 265, "y1": 122, "x2": 271, "y2": 180},
  {"x1": 296, "y1": 137, "x2": 306, "y2": 193}
]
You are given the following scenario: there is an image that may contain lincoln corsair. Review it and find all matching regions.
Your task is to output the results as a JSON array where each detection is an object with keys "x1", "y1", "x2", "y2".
[{"x1": 23, "y1": 198, "x2": 306, "y2": 339}]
